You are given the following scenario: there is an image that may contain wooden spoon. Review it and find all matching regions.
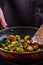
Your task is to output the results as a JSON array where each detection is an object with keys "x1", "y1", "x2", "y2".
[{"x1": 32, "y1": 24, "x2": 43, "y2": 46}]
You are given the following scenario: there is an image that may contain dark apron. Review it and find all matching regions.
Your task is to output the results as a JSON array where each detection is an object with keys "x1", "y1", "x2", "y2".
[{"x1": 3, "y1": 0, "x2": 35, "y2": 27}]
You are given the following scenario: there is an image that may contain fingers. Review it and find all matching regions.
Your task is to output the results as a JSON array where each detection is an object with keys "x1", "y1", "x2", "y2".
[
  {"x1": 0, "y1": 8, "x2": 8, "y2": 28},
  {"x1": 1, "y1": 18, "x2": 8, "y2": 28}
]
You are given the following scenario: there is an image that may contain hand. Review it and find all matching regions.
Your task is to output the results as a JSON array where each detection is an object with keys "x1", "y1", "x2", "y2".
[{"x1": 0, "y1": 8, "x2": 7, "y2": 28}]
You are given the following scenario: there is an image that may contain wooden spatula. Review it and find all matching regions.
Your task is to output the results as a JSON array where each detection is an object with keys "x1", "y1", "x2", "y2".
[{"x1": 32, "y1": 24, "x2": 43, "y2": 46}]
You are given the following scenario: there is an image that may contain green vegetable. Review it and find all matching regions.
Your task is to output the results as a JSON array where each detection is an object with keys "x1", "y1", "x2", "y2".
[
  {"x1": 16, "y1": 35, "x2": 21, "y2": 41},
  {"x1": 24, "y1": 35, "x2": 31, "y2": 40},
  {"x1": 1, "y1": 34, "x2": 42, "y2": 53},
  {"x1": 11, "y1": 41, "x2": 18, "y2": 47},
  {"x1": 23, "y1": 43, "x2": 28, "y2": 48},
  {"x1": 16, "y1": 43, "x2": 23, "y2": 52},
  {"x1": 27, "y1": 45, "x2": 33, "y2": 51},
  {"x1": 4, "y1": 39, "x2": 11, "y2": 44},
  {"x1": 3, "y1": 47, "x2": 10, "y2": 51},
  {"x1": 16, "y1": 47, "x2": 24, "y2": 52},
  {"x1": 19, "y1": 43, "x2": 23, "y2": 48},
  {"x1": 37, "y1": 48, "x2": 41, "y2": 51}
]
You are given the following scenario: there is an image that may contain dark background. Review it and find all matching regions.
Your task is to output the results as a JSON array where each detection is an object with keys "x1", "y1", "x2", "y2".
[{"x1": 0, "y1": 0, "x2": 43, "y2": 27}]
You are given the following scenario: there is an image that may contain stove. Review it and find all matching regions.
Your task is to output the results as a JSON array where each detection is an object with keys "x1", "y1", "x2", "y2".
[{"x1": 0, "y1": 56, "x2": 43, "y2": 65}]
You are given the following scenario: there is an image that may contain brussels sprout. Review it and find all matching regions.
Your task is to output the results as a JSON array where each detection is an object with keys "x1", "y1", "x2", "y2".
[
  {"x1": 16, "y1": 47, "x2": 24, "y2": 52},
  {"x1": 32, "y1": 43, "x2": 39, "y2": 50},
  {"x1": 11, "y1": 41, "x2": 18, "y2": 47},
  {"x1": 20, "y1": 39, "x2": 25, "y2": 44},
  {"x1": 19, "y1": 43, "x2": 23, "y2": 48},
  {"x1": 4, "y1": 39, "x2": 11, "y2": 44},
  {"x1": 2, "y1": 44, "x2": 6, "y2": 47},
  {"x1": 3, "y1": 47, "x2": 10, "y2": 51},
  {"x1": 24, "y1": 35, "x2": 31, "y2": 40},
  {"x1": 27, "y1": 45, "x2": 33, "y2": 51},
  {"x1": 8, "y1": 44, "x2": 13, "y2": 48},
  {"x1": 7, "y1": 35, "x2": 16, "y2": 41},
  {"x1": 16, "y1": 43, "x2": 23, "y2": 52},
  {"x1": 16, "y1": 35, "x2": 21, "y2": 41},
  {"x1": 23, "y1": 43, "x2": 28, "y2": 48},
  {"x1": 10, "y1": 47, "x2": 16, "y2": 52}
]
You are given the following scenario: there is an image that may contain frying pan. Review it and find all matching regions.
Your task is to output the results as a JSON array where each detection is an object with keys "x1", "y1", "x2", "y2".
[{"x1": 0, "y1": 26, "x2": 43, "y2": 62}]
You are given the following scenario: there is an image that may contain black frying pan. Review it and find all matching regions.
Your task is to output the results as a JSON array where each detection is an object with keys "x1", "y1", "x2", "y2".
[{"x1": 0, "y1": 26, "x2": 43, "y2": 62}]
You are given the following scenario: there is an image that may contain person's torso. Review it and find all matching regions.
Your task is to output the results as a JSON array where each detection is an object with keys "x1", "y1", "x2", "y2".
[{"x1": 3, "y1": 0, "x2": 35, "y2": 27}]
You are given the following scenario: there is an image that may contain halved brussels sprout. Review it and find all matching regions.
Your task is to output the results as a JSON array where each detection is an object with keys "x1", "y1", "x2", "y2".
[
  {"x1": 3, "y1": 39, "x2": 11, "y2": 45},
  {"x1": 2, "y1": 44, "x2": 6, "y2": 47},
  {"x1": 16, "y1": 35, "x2": 21, "y2": 41},
  {"x1": 20, "y1": 39, "x2": 25, "y2": 44},
  {"x1": 32, "y1": 43, "x2": 39, "y2": 50},
  {"x1": 11, "y1": 41, "x2": 18, "y2": 47},
  {"x1": 3, "y1": 47, "x2": 10, "y2": 51},
  {"x1": 24, "y1": 35, "x2": 31, "y2": 40},
  {"x1": 16, "y1": 47, "x2": 24, "y2": 52},
  {"x1": 10, "y1": 47, "x2": 16, "y2": 52},
  {"x1": 7, "y1": 35, "x2": 16, "y2": 41},
  {"x1": 19, "y1": 43, "x2": 23, "y2": 48},
  {"x1": 27, "y1": 45, "x2": 33, "y2": 51}
]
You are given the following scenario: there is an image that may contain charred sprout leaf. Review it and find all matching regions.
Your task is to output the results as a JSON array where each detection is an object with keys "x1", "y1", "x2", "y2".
[
  {"x1": 24, "y1": 35, "x2": 31, "y2": 40},
  {"x1": 16, "y1": 35, "x2": 21, "y2": 41}
]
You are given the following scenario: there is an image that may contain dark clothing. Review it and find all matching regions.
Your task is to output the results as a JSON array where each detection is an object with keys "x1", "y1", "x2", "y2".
[{"x1": 0, "y1": 0, "x2": 43, "y2": 27}]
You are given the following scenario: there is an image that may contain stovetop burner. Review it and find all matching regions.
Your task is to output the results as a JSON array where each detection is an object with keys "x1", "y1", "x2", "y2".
[{"x1": 0, "y1": 56, "x2": 43, "y2": 65}]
